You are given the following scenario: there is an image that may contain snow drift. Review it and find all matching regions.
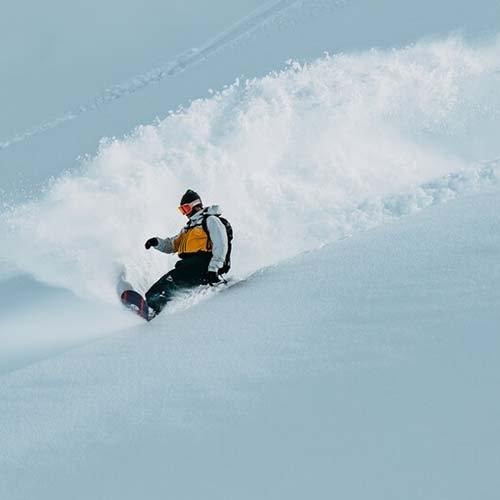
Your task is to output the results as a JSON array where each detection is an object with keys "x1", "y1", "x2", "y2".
[{"x1": 1, "y1": 35, "x2": 500, "y2": 303}]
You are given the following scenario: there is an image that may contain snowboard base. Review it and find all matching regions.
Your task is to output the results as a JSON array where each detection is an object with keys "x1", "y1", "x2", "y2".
[{"x1": 120, "y1": 289, "x2": 151, "y2": 321}]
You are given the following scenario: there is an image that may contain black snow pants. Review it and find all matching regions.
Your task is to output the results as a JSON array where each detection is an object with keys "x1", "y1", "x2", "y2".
[{"x1": 145, "y1": 253, "x2": 211, "y2": 315}]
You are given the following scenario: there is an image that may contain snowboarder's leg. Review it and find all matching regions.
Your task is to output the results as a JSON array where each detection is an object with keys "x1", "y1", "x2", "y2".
[
  {"x1": 145, "y1": 271, "x2": 181, "y2": 315},
  {"x1": 145, "y1": 254, "x2": 211, "y2": 316}
]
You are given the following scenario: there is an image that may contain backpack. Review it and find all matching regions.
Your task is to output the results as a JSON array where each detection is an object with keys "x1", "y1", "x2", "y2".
[{"x1": 202, "y1": 214, "x2": 233, "y2": 275}]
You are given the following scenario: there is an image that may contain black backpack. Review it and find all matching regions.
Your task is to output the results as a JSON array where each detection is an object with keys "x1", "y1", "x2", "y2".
[{"x1": 202, "y1": 214, "x2": 233, "y2": 275}]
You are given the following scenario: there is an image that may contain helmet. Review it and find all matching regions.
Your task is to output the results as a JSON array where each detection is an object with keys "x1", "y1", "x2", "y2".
[
  {"x1": 180, "y1": 189, "x2": 201, "y2": 205},
  {"x1": 179, "y1": 189, "x2": 202, "y2": 216}
]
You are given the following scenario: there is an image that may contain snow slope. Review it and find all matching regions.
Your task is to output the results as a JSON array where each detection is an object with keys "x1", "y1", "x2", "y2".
[
  {"x1": 1, "y1": 0, "x2": 500, "y2": 497},
  {"x1": 1, "y1": 188, "x2": 499, "y2": 499}
]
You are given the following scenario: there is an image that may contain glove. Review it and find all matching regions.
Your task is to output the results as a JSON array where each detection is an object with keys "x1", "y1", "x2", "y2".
[
  {"x1": 145, "y1": 237, "x2": 159, "y2": 250},
  {"x1": 204, "y1": 271, "x2": 220, "y2": 286}
]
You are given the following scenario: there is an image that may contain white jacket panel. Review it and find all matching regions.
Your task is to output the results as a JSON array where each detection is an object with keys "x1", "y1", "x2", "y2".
[{"x1": 205, "y1": 215, "x2": 228, "y2": 272}]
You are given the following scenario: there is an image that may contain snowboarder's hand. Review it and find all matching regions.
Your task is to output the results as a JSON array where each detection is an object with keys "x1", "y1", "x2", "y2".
[
  {"x1": 204, "y1": 271, "x2": 220, "y2": 286},
  {"x1": 145, "y1": 237, "x2": 159, "y2": 250}
]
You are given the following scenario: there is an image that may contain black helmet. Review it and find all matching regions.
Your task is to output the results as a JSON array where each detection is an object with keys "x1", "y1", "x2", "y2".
[{"x1": 180, "y1": 189, "x2": 202, "y2": 206}]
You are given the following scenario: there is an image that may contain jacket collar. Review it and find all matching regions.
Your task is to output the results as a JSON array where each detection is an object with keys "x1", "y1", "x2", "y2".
[{"x1": 186, "y1": 205, "x2": 221, "y2": 226}]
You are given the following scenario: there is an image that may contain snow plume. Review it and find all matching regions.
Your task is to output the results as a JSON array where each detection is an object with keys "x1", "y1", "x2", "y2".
[{"x1": 1, "y1": 35, "x2": 500, "y2": 302}]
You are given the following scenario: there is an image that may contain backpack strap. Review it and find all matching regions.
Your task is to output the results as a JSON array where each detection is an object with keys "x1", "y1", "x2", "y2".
[{"x1": 201, "y1": 214, "x2": 211, "y2": 247}]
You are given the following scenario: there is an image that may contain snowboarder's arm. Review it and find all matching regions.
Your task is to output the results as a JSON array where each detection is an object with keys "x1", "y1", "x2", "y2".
[
  {"x1": 155, "y1": 235, "x2": 180, "y2": 254},
  {"x1": 206, "y1": 216, "x2": 228, "y2": 272},
  {"x1": 145, "y1": 234, "x2": 180, "y2": 253}
]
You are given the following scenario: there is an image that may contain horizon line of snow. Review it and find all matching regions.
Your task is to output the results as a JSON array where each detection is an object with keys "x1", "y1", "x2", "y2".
[{"x1": 0, "y1": 0, "x2": 346, "y2": 152}]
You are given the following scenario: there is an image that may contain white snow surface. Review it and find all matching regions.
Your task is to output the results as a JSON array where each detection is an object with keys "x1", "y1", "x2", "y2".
[
  {"x1": 1, "y1": 190, "x2": 500, "y2": 499},
  {"x1": 1, "y1": 0, "x2": 500, "y2": 498}
]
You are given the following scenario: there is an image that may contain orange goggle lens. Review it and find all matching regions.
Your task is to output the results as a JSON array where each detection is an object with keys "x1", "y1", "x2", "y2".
[
  {"x1": 178, "y1": 200, "x2": 199, "y2": 215},
  {"x1": 178, "y1": 204, "x2": 191, "y2": 215}
]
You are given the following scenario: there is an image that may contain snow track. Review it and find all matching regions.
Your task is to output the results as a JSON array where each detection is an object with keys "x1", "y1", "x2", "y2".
[{"x1": 0, "y1": 0, "x2": 345, "y2": 151}]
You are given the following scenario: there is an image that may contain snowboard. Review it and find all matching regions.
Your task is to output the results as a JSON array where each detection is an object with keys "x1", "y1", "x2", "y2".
[{"x1": 120, "y1": 289, "x2": 151, "y2": 321}]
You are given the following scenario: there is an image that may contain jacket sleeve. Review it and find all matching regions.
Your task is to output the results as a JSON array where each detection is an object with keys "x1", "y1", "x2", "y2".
[
  {"x1": 206, "y1": 216, "x2": 228, "y2": 272},
  {"x1": 154, "y1": 234, "x2": 179, "y2": 254}
]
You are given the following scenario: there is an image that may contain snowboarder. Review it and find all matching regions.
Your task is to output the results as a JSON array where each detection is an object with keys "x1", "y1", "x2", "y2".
[{"x1": 143, "y1": 189, "x2": 232, "y2": 317}]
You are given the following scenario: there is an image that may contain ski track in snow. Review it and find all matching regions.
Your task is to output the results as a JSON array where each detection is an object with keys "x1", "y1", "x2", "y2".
[{"x1": 0, "y1": 0, "x2": 345, "y2": 151}]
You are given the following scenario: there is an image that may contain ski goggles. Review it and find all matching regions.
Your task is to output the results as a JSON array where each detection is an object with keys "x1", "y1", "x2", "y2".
[{"x1": 178, "y1": 199, "x2": 201, "y2": 216}]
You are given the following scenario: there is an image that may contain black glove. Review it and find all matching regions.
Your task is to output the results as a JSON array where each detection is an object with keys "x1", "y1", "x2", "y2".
[
  {"x1": 145, "y1": 237, "x2": 159, "y2": 250},
  {"x1": 204, "y1": 271, "x2": 220, "y2": 286}
]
